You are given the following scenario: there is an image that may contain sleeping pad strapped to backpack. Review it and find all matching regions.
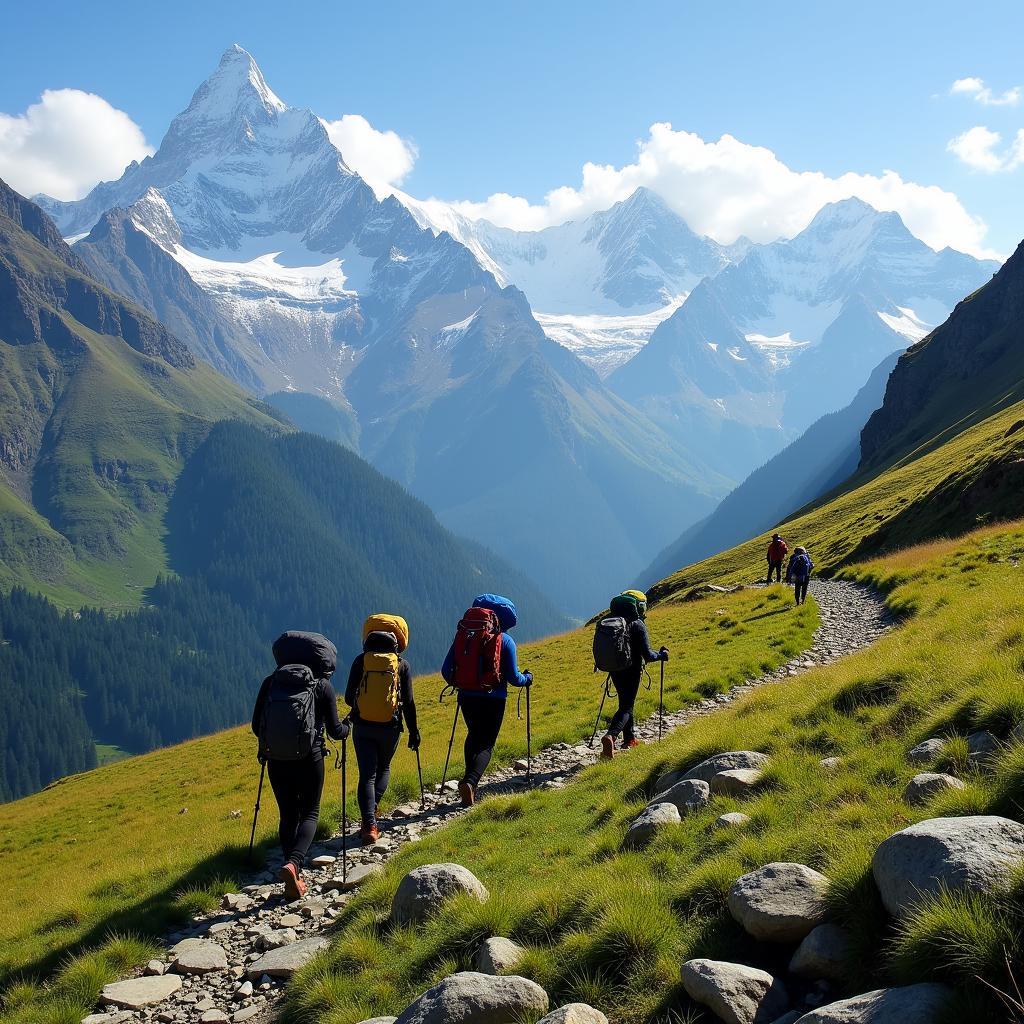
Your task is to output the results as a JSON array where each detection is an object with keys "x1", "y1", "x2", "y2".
[
  {"x1": 272, "y1": 631, "x2": 338, "y2": 677},
  {"x1": 358, "y1": 630, "x2": 402, "y2": 723},
  {"x1": 259, "y1": 663, "x2": 319, "y2": 761}
]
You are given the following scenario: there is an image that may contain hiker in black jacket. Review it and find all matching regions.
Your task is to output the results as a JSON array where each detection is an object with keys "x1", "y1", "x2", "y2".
[
  {"x1": 345, "y1": 622, "x2": 419, "y2": 845},
  {"x1": 602, "y1": 591, "x2": 668, "y2": 759},
  {"x1": 252, "y1": 637, "x2": 348, "y2": 901}
]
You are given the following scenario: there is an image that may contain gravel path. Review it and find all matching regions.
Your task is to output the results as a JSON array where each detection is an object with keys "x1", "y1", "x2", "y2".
[{"x1": 87, "y1": 580, "x2": 894, "y2": 1024}]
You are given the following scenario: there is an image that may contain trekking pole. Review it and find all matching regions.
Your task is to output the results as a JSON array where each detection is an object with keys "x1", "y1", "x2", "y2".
[
  {"x1": 247, "y1": 759, "x2": 266, "y2": 865},
  {"x1": 658, "y1": 660, "x2": 665, "y2": 742},
  {"x1": 588, "y1": 676, "x2": 612, "y2": 748},
  {"x1": 440, "y1": 702, "x2": 461, "y2": 793},
  {"x1": 415, "y1": 745, "x2": 426, "y2": 810},
  {"x1": 525, "y1": 681, "x2": 532, "y2": 785},
  {"x1": 341, "y1": 734, "x2": 348, "y2": 885}
]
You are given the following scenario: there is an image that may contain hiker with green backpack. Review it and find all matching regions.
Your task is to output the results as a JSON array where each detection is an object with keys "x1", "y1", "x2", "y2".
[
  {"x1": 593, "y1": 590, "x2": 668, "y2": 758},
  {"x1": 344, "y1": 614, "x2": 419, "y2": 845},
  {"x1": 252, "y1": 631, "x2": 349, "y2": 901}
]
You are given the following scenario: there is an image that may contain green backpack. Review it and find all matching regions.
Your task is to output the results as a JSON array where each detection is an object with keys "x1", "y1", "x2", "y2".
[{"x1": 609, "y1": 593, "x2": 646, "y2": 622}]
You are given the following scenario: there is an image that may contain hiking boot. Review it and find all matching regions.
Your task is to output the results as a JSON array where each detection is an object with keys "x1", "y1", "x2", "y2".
[
  {"x1": 278, "y1": 862, "x2": 306, "y2": 901},
  {"x1": 360, "y1": 821, "x2": 380, "y2": 844},
  {"x1": 601, "y1": 734, "x2": 615, "y2": 759},
  {"x1": 458, "y1": 781, "x2": 475, "y2": 807},
  {"x1": 623, "y1": 738, "x2": 641, "y2": 750}
]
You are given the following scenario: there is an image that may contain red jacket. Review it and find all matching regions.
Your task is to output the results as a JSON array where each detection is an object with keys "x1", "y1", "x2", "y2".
[{"x1": 767, "y1": 538, "x2": 788, "y2": 562}]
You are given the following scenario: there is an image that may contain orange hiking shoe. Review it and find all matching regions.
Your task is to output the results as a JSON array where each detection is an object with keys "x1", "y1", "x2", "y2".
[
  {"x1": 278, "y1": 862, "x2": 306, "y2": 901},
  {"x1": 601, "y1": 734, "x2": 615, "y2": 759},
  {"x1": 458, "y1": 781, "x2": 475, "y2": 807},
  {"x1": 624, "y1": 738, "x2": 641, "y2": 750},
  {"x1": 360, "y1": 821, "x2": 380, "y2": 844}
]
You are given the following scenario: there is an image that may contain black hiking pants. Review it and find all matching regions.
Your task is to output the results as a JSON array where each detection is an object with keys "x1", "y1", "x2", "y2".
[
  {"x1": 793, "y1": 579, "x2": 809, "y2": 605},
  {"x1": 267, "y1": 754, "x2": 324, "y2": 871},
  {"x1": 767, "y1": 559, "x2": 783, "y2": 583},
  {"x1": 607, "y1": 668, "x2": 642, "y2": 744},
  {"x1": 352, "y1": 722, "x2": 401, "y2": 824},
  {"x1": 459, "y1": 694, "x2": 506, "y2": 788}
]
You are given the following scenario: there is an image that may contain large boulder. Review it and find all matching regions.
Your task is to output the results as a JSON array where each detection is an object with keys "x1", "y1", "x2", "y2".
[
  {"x1": 246, "y1": 935, "x2": 329, "y2": 978},
  {"x1": 872, "y1": 815, "x2": 1024, "y2": 917},
  {"x1": 623, "y1": 803, "x2": 681, "y2": 849},
  {"x1": 788, "y1": 924, "x2": 853, "y2": 981},
  {"x1": 680, "y1": 959, "x2": 789, "y2": 1024},
  {"x1": 793, "y1": 983, "x2": 953, "y2": 1022},
  {"x1": 474, "y1": 937, "x2": 524, "y2": 975},
  {"x1": 391, "y1": 864, "x2": 489, "y2": 926},
  {"x1": 906, "y1": 738, "x2": 945, "y2": 765},
  {"x1": 649, "y1": 778, "x2": 711, "y2": 815},
  {"x1": 728, "y1": 863, "x2": 830, "y2": 942},
  {"x1": 902, "y1": 773, "x2": 965, "y2": 807},
  {"x1": 683, "y1": 751, "x2": 769, "y2": 784},
  {"x1": 394, "y1": 972, "x2": 549, "y2": 1024},
  {"x1": 99, "y1": 976, "x2": 182, "y2": 1009},
  {"x1": 711, "y1": 769, "x2": 764, "y2": 797},
  {"x1": 537, "y1": 1006, "x2": 608, "y2": 1024}
]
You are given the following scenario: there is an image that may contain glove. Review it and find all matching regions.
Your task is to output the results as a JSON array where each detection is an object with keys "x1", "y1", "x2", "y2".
[
  {"x1": 407, "y1": 729, "x2": 421, "y2": 752},
  {"x1": 339, "y1": 717, "x2": 352, "y2": 741},
  {"x1": 659, "y1": 647, "x2": 669, "y2": 662},
  {"x1": 523, "y1": 670, "x2": 534, "y2": 687}
]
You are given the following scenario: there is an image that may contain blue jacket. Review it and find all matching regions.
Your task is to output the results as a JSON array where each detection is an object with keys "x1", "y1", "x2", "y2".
[
  {"x1": 786, "y1": 552, "x2": 814, "y2": 581},
  {"x1": 441, "y1": 632, "x2": 529, "y2": 700}
]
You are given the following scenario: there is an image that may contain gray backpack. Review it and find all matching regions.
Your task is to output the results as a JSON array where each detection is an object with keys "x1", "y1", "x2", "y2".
[
  {"x1": 593, "y1": 616, "x2": 633, "y2": 673},
  {"x1": 258, "y1": 663, "x2": 319, "y2": 761}
]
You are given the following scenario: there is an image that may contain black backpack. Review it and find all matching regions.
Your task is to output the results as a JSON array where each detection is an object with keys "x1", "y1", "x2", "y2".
[
  {"x1": 258, "y1": 663, "x2": 319, "y2": 761},
  {"x1": 271, "y1": 631, "x2": 338, "y2": 677},
  {"x1": 593, "y1": 617, "x2": 633, "y2": 673}
]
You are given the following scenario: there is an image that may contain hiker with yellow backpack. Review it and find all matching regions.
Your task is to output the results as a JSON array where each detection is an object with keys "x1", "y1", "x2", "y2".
[{"x1": 344, "y1": 614, "x2": 419, "y2": 844}]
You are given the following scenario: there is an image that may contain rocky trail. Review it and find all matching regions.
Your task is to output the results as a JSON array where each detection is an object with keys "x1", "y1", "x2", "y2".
[{"x1": 88, "y1": 581, "x2": 894, "y2": 1024}]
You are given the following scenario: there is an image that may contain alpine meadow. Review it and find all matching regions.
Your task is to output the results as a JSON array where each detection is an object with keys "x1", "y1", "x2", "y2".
[{"x1": 2, "y1": 9, "x2": 1024, "y2": 1024}]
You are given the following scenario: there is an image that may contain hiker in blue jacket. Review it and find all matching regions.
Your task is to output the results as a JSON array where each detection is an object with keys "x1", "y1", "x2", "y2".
[
  {"x1": 785, "y1": 546, "x2": 814, "y2": 606},
  {"x1": 441, "y1": 594, "x2": 532, "y2": 807}
]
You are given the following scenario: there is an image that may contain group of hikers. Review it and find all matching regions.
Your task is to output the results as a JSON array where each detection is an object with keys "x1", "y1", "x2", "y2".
[
  {"x1": 251, "y1": 590, "x2": 668, "y2": 900},
  {"x1": 765, "y1": 532, "x2": 814, "y2": 605}
]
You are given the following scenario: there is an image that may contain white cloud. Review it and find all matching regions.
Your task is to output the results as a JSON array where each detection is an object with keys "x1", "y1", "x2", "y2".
[
  {"x1": 950, "y1": 77, "x2": 1021, "y2": 107},
  {"x1": 948, "y1": 125, "x2": 1024, "y2": 173},
  {"x1": 0, "y1": 88, "x2": 153, "y2": 201},
  {"x1": 320, "y1": 114, "x2": 417, "y2": 195},
  {"x1": 421, "y1": 123, "x2": 997, "y2": 259}
]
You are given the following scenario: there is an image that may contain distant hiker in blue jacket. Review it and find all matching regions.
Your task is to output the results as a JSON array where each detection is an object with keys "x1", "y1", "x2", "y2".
[
  {"x1": 441, "y1": 594, "x2": 531, "y2": 807},
  {"x1": 786, "y1": 546, "x2": 814, "y2": 606}
]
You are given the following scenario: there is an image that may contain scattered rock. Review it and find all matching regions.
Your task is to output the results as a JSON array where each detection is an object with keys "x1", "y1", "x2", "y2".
[
  {"x1": 680, "y1": 958, "x2": 789, "y2": 1024},
  {"x1": 200, "y1": 1011, "x2": 229, "y2": 1023},
  {"x1": 623, "y1": 802, "x2": 681, "y2": 849},
  {"x1": 818, "y1": 757, "x2": 841, "y2": 772},
  {"x1": 537, "y1": 1004, "x2": 609, "y2": 1024},
  {"x1": 171, "y1": 939, "x2": 228, "y2": 975},
  {"x1": 232, "y1": 1008, "x2": 261, "y2": 1024},
  {"x1": 144, "y1": 960, "x2": 166, "y2": 976},
  {"x1": 902, "y1": 772, "x2": 965, "y2": 807},
  {"x1": 394, "y1": 971, "x2": 549, "y2": 1024},
  {"x1": 311, "y1": 854, "x2": 336, "y2": 867},
  {"x1": 906, "y1": 738, "x2": 945, "y2": 765},
  {"x1": 655, "y1": 768, "x2": 683, "y2": 793},
  {"x1": 254, "y1": 928, "x2": 296, "y2": 950},
  {"x1": 710, "y1": 768, "x2": 764, "y2": 796},
  {"x1": 789, "y1": 924, "x2": 853, "y2": 981},
  {"x1": 357, "y1": 1018, "x2": 398, "y2": 1024},
  {"x1": 278, "y1": 913, "x2": 302, "y2": 928},
  {"x1": 683, "y1": 751, "x2": 769, "y2": 784},
  {"x1": 221, "y1": 893, "x2": 253, "y2": 912},
  {"x1": 715, "y1": 812, "x2": 751, "y2": 830},
  {"x1": 794, "y1": 983, "x2": 953, "y2": 1022},
  {"x1": 246, "y1": 935, "x2": 330, "y2": 978},
  {"x1": 234, "y1": 981, "x2": 254, "y2": 1000},
  {"x1": 728, "y1": 863, "x2": 830, "y2": 942},
  {"x1": 82, "y1": 1014, "x2": 133, "y2": 1024},
  {"x1": 323, "y1": 861, "x2": 383, "y2": 891},
  {"x1": 100, "y1": 975, "x2": 183, "y2": 1009},
  {"x1": 474, "y1": 937, "x2": 524, "y2": 975},
  {"x1": 391, "y1": 864, "x2": 490, "y2": 925},
  {"x1": 650, "y1": 778, "x2": 710, "y2": 815},
  {"x1": 872, "y1": 815, "x2": 1024, "y2": 916},
  {"x1": 967, "y1": 730, "x2": 1000, "y2": 766}
]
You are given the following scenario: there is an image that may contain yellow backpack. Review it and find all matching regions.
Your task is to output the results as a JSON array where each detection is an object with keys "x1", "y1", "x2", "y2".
[{"x1": 358, "y1": 651, "x2": 401, "y2": 723}]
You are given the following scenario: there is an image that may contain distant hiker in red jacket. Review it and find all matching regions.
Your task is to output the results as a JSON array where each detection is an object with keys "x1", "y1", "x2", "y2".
[{"x1": 766, "y1": 533, "x2": 788, "y2": 583}]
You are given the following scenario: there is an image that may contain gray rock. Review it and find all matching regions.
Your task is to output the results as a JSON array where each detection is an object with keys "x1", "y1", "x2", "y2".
[
  {"x1": 474, "y1": 937, "x2": 524, "y2": 975},
  {"x1": 728, "y1": 863, "x2": 830, "y2": 942},
  {"x1": 254, "y1": 928, "x2": 297, "y2": 950},
  {"x1": 818, "y1": 758, "x2": 841, "y2": 772},
  {"x1": 680, "y1": 958, "x2": 789, "y2": 1024},
  {"x1": 324, "y1": 861, "x2": 383, "y2": 891},
  {"x1": 650, "y1": 778, "x2": 711, "y2": 815},
  {"x1": 232, "y1": 1009, "x2": 261, "y2": 1024},
  {"x1": 711, "y1": 769, "x2": 764, "y2": 796},
  {"x1": 655, "y1": 768, "x2": 683, "y2": 793},
  {"x1": 391, "y1": 864, "x2": 490, "y2": 926},
  {"x1": 394, "y1": 971, "x2": 549, "y2": 1024},
  {"x1": 357, "y1": 1019, "x2": 398, "y2": 1024},
  {"x1": 715, "y1": 812, "x2": 751, "y2": 830},
  {"x1": 623, "y1": 802, "x2": 681, "y2": 849},
  {"x1": 906, "y1": 738, "x2": 945, "y2": 765},
  {"x1": 100, "y1": 975, "x2": 183, "y2": 1009},
  {"x1": 793, "y1": 983, "x2": 953, "y2": 1022},
  {"x1": 278, "y1": 913, "x2": 303, "y2": 928},
  {"x1": 246, "y1": 935, "x2": 330, "y2": 978},
  {"x1": 872, "y1": 815, "x2": 1024, "y2": 917},
  {"x1": 788, "y1": 924, "x2": 853, "y2": 980},
  {"x1": 537, "y1": 1005, "x2": 608, "y2": 1024},
  {"x1": 144, "y1": 960, "x2": 166, "y2": 976},
  {"x1": 200, "y1": 1012, "x2": 229, "y2": 1024},
  {"x1": 967, "y1": 730, "x2": 1000, "y2": 766},
  {"x1": 902, "y1": 773, "x2": 965, "y2": 807},
  {"x1": 683, "y1": 751, "x2": 769, "y2": 784},
  {"x1": 171, "y1": 939, "x2": 228, "y2": 975},
  {"x1": 82, "y1": 1014, "x2": 133, "y2": 1024},
  {"x1": 233, "y1": 981, "x2": 254, "y2": 1000}
]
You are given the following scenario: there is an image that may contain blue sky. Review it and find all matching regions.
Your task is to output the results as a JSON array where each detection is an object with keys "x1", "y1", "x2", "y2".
[{"x1": 1, "y1": 0, "x2": 1022, "y2": 256}]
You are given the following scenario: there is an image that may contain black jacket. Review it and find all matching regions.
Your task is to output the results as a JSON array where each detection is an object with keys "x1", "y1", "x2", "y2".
[
  {"x1": 610, "y1": 620, "x2": 661, "y2": 684},
  {"x1": 251, "y1": 676, "x2": 347, "y2": 759},
  {"x1": 345, "y1": 654, "x2": 418, "y2": 734}
]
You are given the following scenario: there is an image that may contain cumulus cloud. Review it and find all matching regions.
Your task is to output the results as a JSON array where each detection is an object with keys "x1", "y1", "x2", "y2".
[
  {"x1": 948, "y1": 125, "x2": 1024, "y2": 173},
  {"x1": 0, "y1": 88, "x2": 153, "y2": 201},
  {"x1": 321, "y1": 114, "x2": 417, "y2": 195},
  {"x1": 424, "y1": 123, "x2": 996, "y2": 259},
  {"x1": 950, "y1": 77, "x2": 1021, "y2": 107}
]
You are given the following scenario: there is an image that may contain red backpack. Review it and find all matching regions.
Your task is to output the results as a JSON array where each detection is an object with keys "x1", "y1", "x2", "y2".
[{"x1": 451, "y1": 607, "x2": 502, "y2": 691}]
